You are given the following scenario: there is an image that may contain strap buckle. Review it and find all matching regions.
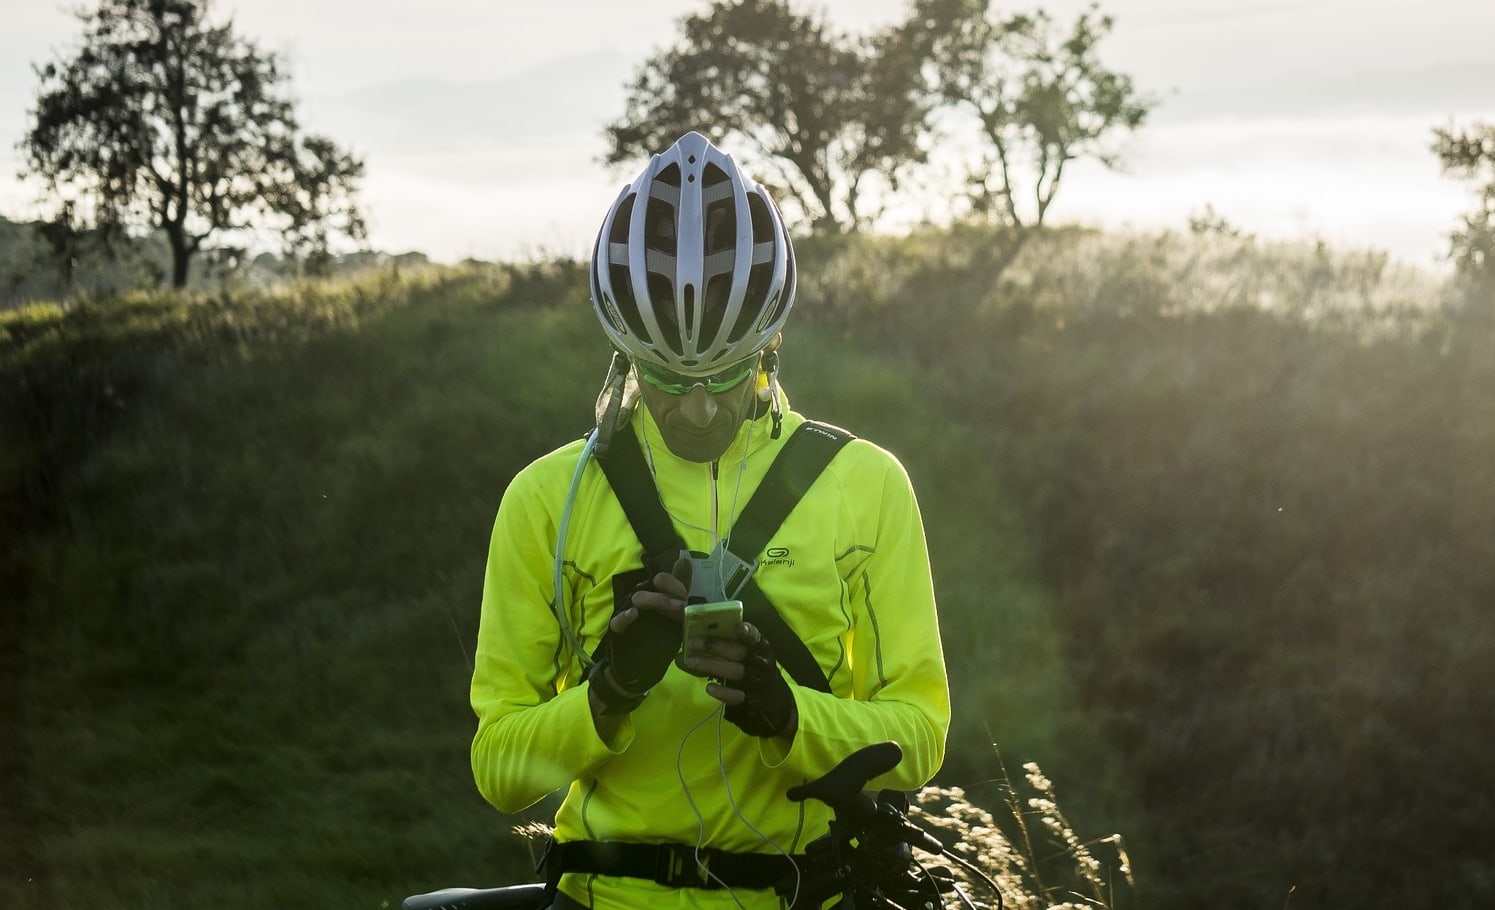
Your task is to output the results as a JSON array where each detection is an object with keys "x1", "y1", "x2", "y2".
[{"x1": 654, "y1": 844, "x2": 711, "y2": 888}]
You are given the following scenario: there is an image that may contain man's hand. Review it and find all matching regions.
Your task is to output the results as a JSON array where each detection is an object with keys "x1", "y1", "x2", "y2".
[
  {"x1": 681, "y1": 621, "x2": 797, "y2": 739},
  {"x1": 598, "y1": 556, "x2": 692, "y2": 695}
]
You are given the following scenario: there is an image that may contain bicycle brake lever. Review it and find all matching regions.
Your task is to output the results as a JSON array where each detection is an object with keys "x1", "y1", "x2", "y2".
[{"x1": 871, "y1": 800, "x2": 946, "y2": 855}]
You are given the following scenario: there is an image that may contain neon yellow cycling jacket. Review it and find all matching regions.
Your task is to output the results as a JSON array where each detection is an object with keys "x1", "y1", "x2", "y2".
[{"x1": 471, "y1": 390, "x2": 950, "y2": 910}]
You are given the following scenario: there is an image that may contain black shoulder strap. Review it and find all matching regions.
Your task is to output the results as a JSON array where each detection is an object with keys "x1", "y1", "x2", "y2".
[
  {"x1": 721, "y1": 420, "x2": 855, "y2": 592},
  {"x1": 596, "y1": 422, "x2": 686, "y2": 574},
  {"x1": 595, "y1": 420, "x2": 855, "y2": 694},
  {"x1": 729, "y1": 421, "x2": 852, "y2": 694}
]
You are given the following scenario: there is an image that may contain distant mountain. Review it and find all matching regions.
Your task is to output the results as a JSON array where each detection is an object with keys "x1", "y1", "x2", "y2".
[{"x1": 1151, "y1": 63, "x2": 1495, "y2": 122}]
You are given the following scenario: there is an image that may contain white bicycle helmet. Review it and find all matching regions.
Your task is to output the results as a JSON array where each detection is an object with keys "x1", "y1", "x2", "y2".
[{"x1": 590, "y1": 131, "x2": 796, "y2": 374}]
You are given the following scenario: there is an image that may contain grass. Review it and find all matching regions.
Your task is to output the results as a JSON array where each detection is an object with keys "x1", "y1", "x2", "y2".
[
  {"x1": 4, "y1": 224, "x2": 1494, "y2": 908},
  {"x1": 914, "y1": 757, "x2": 1135, "y2": 910}
]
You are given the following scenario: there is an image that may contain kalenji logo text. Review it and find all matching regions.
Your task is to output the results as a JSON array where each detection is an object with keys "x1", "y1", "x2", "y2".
[{"x1": 760, "y1": 546, "x2": 794, "y2": 568}]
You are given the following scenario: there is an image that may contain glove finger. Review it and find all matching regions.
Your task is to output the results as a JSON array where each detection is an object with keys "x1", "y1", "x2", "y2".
[{"x1": 742, "y1": 644, "x2": 780, "y2": 688}]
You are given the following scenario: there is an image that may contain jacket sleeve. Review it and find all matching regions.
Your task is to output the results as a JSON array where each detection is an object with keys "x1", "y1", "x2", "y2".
[
  {"x1": 469, "y1": 465, "x2": 633, "y2": 813},
  {"x1": 762, "y1": 449, "x2": 950, "y2": 791}
]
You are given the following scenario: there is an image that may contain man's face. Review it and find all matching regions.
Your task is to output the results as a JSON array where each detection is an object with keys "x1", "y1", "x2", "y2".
[{"x1": 634, "y1": 356, "x2": 761, "y2": 463}]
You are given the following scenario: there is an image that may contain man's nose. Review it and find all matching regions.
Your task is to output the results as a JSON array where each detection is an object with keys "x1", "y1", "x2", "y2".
[{"x1": 678, "y1": 384, "x2": 717, "y2": 427}]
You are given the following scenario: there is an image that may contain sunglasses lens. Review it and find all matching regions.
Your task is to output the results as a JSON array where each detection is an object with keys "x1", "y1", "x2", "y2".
[{"x1": 638, "y1": 359, "x2": 755, "y2": 395}]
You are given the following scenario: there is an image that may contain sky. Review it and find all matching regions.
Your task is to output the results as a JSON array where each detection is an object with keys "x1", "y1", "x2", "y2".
[{"x1": 3, "y1": 0, "x2": 1494, "y2": 270}]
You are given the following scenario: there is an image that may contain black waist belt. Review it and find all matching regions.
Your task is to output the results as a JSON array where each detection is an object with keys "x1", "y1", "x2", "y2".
[{"x1": 547, "y1": 840, "x2": 802, "y2": 890}]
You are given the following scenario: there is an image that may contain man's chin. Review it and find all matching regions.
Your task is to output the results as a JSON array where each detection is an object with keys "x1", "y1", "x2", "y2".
[{"x1": 661, "y1": 428, "x2": 732, "y2": 463}]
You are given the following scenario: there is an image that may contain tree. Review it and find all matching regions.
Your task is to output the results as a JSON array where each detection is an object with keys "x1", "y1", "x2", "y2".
[
  {"x1": 20, "y1": 0, "x2": 365, "y2": 289},
  {"x1": 1432, "y1": 121, "x2": 1495, "y2": 281},
  {"x1": 603, "y1": 0, "x2": 933, "y2": 233},
  {"x1": 923, "y1": 0, "x2": 1152, "y2": 230}
]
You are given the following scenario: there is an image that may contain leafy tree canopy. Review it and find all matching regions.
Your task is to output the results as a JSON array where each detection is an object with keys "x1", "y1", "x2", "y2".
[
  {"x1": 920, "y1": 0, "x2": 1153, "y2": 229},
  {"x1": 20, "y1": 0, "x2": 365, "y2": 288},
  {"x1": 605, "y1": 0, "x2": 1152, "y2": 245},
  {"x1": 604, "y1": 0, "x2": 933, "y2": 234},
  {"x1": 1432, "y1": 121, "x2": 1495, "y2": 281}
]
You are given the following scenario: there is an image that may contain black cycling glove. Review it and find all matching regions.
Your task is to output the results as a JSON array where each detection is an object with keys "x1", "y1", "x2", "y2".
[
  {"x1": 601, "y1": 603, "x2": 679, "y2": 694},
  {"x1": 592, "y1": 561, "x2": 692, "y2": 699},
  {"x1": 724, "y1": 636, "x2": 796, "y2": 738}
]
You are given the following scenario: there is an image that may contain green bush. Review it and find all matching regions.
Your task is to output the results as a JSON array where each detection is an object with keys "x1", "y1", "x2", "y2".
[{"x1": 3, "y1": 230, "x2": 1492, "y2": 909}]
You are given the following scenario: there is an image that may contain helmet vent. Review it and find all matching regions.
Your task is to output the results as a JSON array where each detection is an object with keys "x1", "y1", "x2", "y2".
[
  {"x1": 732, "y1": 264, "x2": 772, "y2": 342},
  {"x1": 608, "y1": 264, "x2": 647, "y2": 339},
  {"x1": 702, "y1": 273, "x2": 729, "y2": 344},
  {"x1": 608, "y1": 194, "x2": 635, "y2": 244},
  {"x1": 705, "y1": 199, "x2": 735, "y2": 256},
  {"x1": 747, "y1": 193, "x2": 774, "y2": 242},
  {"x1": 646, "y1": 194, "x2": 676, "y2": 254},
  {"x1": 758, "y1": 242, "x2": 796, "y2": 333},
  {"x1": 646, "y1": 272, "x2": 682, "y2": 356},
  {"x1": 682, "y1": 283, "x2": 697, "y2": 336}
]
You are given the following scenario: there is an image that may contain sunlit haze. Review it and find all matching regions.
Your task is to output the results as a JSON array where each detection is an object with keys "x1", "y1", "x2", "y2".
[{"x1": 2, "y1": 0, "x2": 1492, "y2": 269}]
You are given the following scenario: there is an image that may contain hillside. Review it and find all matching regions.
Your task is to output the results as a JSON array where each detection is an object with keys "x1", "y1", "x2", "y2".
[
  {"x1": 3, "y1": 226, "x2": 1494, "y2": 909},
  {"x1": 0, "y1": 213, "x2": 435, "y2": 311}
]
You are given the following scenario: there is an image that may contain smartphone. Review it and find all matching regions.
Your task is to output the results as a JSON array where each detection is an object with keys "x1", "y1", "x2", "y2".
[{"x1": 682, "y1": 600, "x2": 743, "y2": 649}]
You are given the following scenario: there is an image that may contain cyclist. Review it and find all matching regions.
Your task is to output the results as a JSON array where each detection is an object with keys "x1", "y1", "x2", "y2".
[{"x1": 469, "y1": 131, "x2": 950, "y2": 910}]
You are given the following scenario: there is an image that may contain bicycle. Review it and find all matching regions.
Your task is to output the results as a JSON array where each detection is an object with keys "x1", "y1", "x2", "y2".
[{"x1": 403, "y1": 741, "x2": 1002, "y2": 910}]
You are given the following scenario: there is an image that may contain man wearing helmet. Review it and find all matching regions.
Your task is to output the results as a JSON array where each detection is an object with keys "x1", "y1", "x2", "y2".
[{"x1": 470, "y1": 132, "x2": 950, "y2": 910}]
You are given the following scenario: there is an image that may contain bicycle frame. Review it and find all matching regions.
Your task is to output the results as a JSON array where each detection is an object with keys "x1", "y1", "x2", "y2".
[{"x1": 403, "y1": 882, "x2": 547, "y2": 910}]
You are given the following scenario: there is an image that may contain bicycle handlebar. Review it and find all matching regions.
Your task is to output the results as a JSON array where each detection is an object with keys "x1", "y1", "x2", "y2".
[
  {"x1": 787, "y1": 740, "x2": 903, "y2": 806},
  {"x1": 790, "y1": 741, "x2": 946, "y2": 855}
]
